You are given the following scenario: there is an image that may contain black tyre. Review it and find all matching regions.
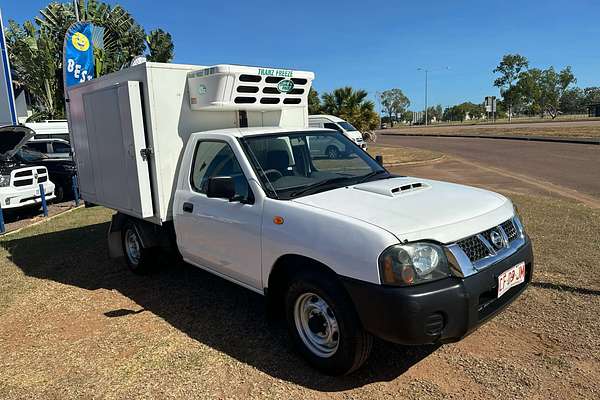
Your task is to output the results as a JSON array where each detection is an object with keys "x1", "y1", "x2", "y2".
[
  {"x1": 285, "y1": 271, "x2": 373, "y2": 375},
  {"x1": 121, "y1": 222, "x2": 156, "y2": 274},
  {"x1": 54, "y1": 184, "x2": 64, "y2": 203},
  {"x1": 325, "y1": 146, "x2": 340, "y2": 159}
]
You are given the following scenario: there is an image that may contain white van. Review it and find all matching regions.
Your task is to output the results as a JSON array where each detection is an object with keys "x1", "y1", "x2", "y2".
[
  {"x1": 25, "y1": 120, "x2": 70, "y2": 141},
  {"x1": 308, "y1": 115, "x2": 367, "y2": 156}
]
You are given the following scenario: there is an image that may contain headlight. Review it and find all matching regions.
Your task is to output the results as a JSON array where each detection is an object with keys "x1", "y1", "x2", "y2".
[
  {"x1": 379, "y1": 242, "x2": 451, "y2": 286},
  {"x1": 0, "y1": 174, "x2": 10, "y2": 187},
  {"x1": 513, "y1": 204, "x2": 526, "y2": 234}
]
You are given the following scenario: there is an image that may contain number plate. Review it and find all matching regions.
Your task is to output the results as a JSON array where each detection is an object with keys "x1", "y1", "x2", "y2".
[{"x1": 497, "y1": 262, "x2": 526, "y2": 298}]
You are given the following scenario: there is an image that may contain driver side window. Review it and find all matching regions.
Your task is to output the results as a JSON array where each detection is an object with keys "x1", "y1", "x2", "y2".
[{"x1": 191, "y1": 141, "x2": 251, "y2": 200}]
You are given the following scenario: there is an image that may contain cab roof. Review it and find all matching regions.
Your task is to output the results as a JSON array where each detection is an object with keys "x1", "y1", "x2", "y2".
[{"x1": 193, "y1": 126, "x2": 332, "y2": 138}]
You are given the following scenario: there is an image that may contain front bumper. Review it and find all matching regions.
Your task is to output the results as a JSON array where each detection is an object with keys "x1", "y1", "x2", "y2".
[
  {"x1": 342, "y1": 237, "x2": 533, "y2": 345},
  {"x1": 0, "y1": 182, "x2": 56, "y2": 209}
]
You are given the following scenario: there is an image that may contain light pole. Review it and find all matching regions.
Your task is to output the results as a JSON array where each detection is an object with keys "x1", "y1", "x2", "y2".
[
  {"x1": 73, "y1": 0, "x2": 80, "y2": 21},
  {"x1": 417, "y1": 66, "x2": 449, "y2": 126},
  {"x1": 417, "y1": 68, "x2": 428, "y2": 125}
]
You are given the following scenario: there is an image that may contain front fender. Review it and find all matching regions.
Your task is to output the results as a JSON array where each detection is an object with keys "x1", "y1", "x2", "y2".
[{"x1": 261, "y1": 198, "x2": 398, "y2": 288}]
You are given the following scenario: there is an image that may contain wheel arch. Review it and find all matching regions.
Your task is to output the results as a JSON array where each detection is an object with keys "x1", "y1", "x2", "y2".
[
  {"x1": 108, "y1": 212, "x2": 174, "y2": 258},
  {"x1": 266, "y1": 253, "x2": 343, "y2": 317}
]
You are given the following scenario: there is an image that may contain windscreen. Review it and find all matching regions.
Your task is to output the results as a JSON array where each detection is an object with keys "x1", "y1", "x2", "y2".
[
  {"x1": 338, "y1": 121, "x2": 358, "y2": 131},
  {"x1": 242, "y1": 131, "x2": 386, "y2": 199}
]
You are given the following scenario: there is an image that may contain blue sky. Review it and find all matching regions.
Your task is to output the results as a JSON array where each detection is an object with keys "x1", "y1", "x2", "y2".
[{"x1": 2, "y1": 0, "x2": 600, "y2": 112}]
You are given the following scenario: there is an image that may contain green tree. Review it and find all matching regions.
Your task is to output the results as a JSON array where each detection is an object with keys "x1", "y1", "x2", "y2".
[
  {"x1": 401, "y1": 110, "x2": 413, "y2": 123},
  {"x1": 426, "y1": 104, "x2": 443, "y2": 123},
  {"x1": 493, "y1": 54, "x2": 529, "y2": 121},
  {"x1": 6, "y1": 20, "x2": 62, "y2": 120},
  {"x1": 308, "y1": 87, "x2": 321, "y2": 115},
  {"x1": 559, "y1": 87, "x2": 586, "y2": 113},
  {"x1": 583, "y1": 87, "x2": 600, "y2": 105},
  {"x1": 6, "y1": 0, "x2": 172, "y2": 120},
  {"x1": 146, "y1": 28, "x2": 174, "y2": 62},
  {"x1": 442, "y1": 102, "x2": 484, "y2": 122},
  {"x1": 517, "y1": 66, "x2": 576, "y2": 118},
  {"x1": 379, "y1": 89, "x2": 410, "y2": 127},
  {"x1": 443, "y1": 105, "x2": 465, "y2": 122},
  {"x1": 321, "y1": 87, "x2": 379, "y2": 133}
]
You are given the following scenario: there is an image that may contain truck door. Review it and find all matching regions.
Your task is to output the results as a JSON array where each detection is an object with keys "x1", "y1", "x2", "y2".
[{"x1": 174, "y1": 139, "x2": 262, "y2": 290}]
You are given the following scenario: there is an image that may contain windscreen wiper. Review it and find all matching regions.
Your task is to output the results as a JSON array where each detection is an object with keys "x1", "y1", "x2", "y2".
[
  {"x1": 356, "y1": 169, "x2": 389, "y2": 184},
  {"x1": 290, "y1": 176, "x2": 352, "y2": 198}
]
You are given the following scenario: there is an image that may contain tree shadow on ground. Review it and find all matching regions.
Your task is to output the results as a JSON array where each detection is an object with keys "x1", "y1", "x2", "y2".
[{"x1": 2, "y1": 222, "x2": 438, "y2": 391}]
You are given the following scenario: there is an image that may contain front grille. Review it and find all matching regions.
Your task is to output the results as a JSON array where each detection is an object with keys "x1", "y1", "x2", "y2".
[
  {"x1": 14, "y1": 170, "x2": 32, "y2": 178},
  {"x1": 457, "y1": 236, "x2": 490, "y2": 262},
  {"x1": 501, "y1": 220, "x2": 518, "y2": 242},
  {"x1": 456, "y1": 218, "x2": 521, "y2": 263},
  {"x1": 14, "y1": 179, "x2": 33, "y2": 187}
]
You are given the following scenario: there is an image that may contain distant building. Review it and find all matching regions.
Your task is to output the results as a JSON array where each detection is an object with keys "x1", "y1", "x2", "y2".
[{"x1": 588, "y1": 103, "x2": 600, "y2": 118}]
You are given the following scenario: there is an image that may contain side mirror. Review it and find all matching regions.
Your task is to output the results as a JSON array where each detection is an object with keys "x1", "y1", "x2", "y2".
[
  {"x1": 207, "y1": 176, "x2": 235, "y2": 200},
  {"x1": 375, "y1": 155, "x2": 384, "y2": 166}
]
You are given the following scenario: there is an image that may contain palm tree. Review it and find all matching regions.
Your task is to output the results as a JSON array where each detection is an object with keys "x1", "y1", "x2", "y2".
[
  {"x1": 321, "y1": 87, "x2": 379, "y2": 133},
  {"x1": 35, "y1": 0, "x2": 146, "y2": 75},
  {"x1": 6, "y1": 21, "x2": 63, "y2": 120},
  {"x1": 6, "y1": 1, "x2": 172, "y2": 121},
  {"x1": 146, "y1": 29, "x2": 174, "y2": 63}
]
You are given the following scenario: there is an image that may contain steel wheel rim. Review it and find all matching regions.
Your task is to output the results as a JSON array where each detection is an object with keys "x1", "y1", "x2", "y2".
[
  {"x1": 294, "y1": 292, "x2": 339, "y2": 358},
  {"x1": 125, "y1": 228, "x2": 141, "y2": 266}
]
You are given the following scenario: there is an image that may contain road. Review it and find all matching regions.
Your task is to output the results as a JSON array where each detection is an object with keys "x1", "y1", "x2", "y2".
[{"x1": 378, "y1": 135, "x2": 600, "y2": 200}]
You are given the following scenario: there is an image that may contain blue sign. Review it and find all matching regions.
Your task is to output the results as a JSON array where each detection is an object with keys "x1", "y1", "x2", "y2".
[
  {"x1": 0, "y1": 8, "x2": 17, "y2": 125},
  {"x1": 64, "y1": 22, "x2": 94, "y2": 88}
]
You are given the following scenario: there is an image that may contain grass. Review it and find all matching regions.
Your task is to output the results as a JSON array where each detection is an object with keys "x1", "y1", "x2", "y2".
[
  {"x1": 367, "y1": 145, "x2": 443, "y2": 165},
  {"x1": 0, "y1": 192, "x2": 598, "y2": 398},
  {"x1": 383, "y1": 122, "x2": 600, "y2": 138}
]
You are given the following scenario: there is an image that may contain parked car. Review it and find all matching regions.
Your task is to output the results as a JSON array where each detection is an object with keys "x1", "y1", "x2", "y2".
[
  {"x1": 14, "y1": 148, "x2": 76, "y2": 202},
  {"x1": 0, "y1": 125, "x2": 56, "y2": 210},
  {"x1": 24, "y1": 138, "x2": 72, "y2": 159},
  {"x1": 308, "y1": 115, "x2": 367, "y2": 155}
]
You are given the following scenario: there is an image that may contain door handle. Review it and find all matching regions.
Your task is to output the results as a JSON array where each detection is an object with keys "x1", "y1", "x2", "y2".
[{"x1": 182, "y1": 202, "x2": 194, "y2": 213}]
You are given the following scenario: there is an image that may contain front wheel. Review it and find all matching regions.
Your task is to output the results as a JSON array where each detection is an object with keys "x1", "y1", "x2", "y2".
[
  {"x1": 285, "y1": 273, "x2": 372, "y2": 375},
  {"x1": 53, "y1": 184, "x2": 64, "y2": 203}
]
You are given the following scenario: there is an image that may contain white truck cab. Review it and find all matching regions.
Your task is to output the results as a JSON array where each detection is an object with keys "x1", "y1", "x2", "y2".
[
  {"x1": 67, "y1": 63, "x2": 532, "y2": 375},
  {"x1": 308, "y1": 115, "x2": 367, "y2": 154}
]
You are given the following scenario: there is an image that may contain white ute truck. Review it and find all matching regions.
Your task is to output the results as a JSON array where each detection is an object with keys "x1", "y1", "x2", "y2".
[{"x1": 68, "y1": 62, "x2": 533, "y2": 375}]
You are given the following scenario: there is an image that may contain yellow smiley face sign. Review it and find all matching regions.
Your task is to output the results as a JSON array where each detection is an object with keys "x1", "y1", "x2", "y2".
[{"x1": 71, "y1": 32, "x2": 90, "y2": 52}]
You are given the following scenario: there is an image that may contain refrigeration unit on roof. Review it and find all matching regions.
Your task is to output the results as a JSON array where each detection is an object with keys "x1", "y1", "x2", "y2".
[{"x1": 187, "y1": 64, "x2": 315, "y2": 111}]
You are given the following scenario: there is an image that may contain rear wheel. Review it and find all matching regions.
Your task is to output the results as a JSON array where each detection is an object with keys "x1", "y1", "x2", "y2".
[
  {"x1": 285, "y1": 272, "x2": 372, "y2": 375},
  {"x1": 121, "y1": 222, "x2": 155, "y2": 274}
]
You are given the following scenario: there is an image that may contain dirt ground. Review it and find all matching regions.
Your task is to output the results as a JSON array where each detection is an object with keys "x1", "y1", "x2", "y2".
[
  {"x1": 382, "y1": 119, "x2": 600, "y2": 138},
  {"x1": 0, "y1": 155, "x2": 599, "y2": 399}
]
